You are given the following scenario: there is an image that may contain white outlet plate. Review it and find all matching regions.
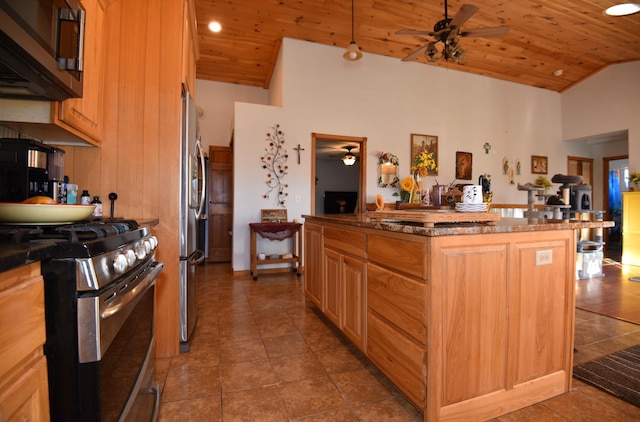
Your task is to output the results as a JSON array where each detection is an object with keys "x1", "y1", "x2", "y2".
[{"x1": 536, "y1": 250, "x2": 553, "y2": 266}]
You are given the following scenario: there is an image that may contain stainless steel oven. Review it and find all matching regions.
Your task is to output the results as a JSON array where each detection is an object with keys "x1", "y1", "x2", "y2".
[{"x1": 0, "y1": 220, "x2": 163, "y2": 422}]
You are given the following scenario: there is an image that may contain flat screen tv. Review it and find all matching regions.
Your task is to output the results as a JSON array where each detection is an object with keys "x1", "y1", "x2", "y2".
[{"x1": 324, "y1": 191, "x2": 358, "y2": 214}]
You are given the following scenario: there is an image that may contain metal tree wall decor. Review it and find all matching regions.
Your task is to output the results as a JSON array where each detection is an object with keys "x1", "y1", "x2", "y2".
[{"x1": 261, "y1": 124, "x2": 289, "y2": 207}]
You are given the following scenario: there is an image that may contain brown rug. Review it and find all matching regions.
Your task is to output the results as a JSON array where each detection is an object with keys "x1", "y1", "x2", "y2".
[{"x1": 573, "y1": 344, "x2": 640, "y2": 408}]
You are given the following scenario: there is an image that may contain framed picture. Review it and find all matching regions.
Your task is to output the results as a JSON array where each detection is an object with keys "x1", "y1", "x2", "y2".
[
  {"x1": 456, "y1": 151, "x2": 472, "y2": 180},
  {"x1": 531, "y1": 155, "x2": 548, "y2": 174},
  {"x1": 411, "y1": 134, "x2": 438, "y2": 176},
  {"x1": 261, "y1": 209, "x2": 287, "y2": 223}
]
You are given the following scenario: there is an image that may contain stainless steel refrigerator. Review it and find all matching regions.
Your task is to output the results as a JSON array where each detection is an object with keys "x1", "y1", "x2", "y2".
[{"x1": 179, "y1": 88, "x2": 206, "y2": 352}]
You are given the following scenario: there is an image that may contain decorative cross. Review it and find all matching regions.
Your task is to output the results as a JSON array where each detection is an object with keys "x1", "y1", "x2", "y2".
[{"x1": 293, "y1": 144, "x2": 305, "y2": 164}]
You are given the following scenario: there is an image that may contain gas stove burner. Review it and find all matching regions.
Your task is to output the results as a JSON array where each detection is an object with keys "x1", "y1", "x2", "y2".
[
  {"x1": 1, "y1": 227, "x2": 44, "y2": 244},
  {"x1": 56, "y1": 220, "x2": 137, "y2": 242}
]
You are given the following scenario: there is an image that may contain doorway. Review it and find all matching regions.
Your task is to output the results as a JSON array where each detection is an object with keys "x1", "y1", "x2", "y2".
[
  {"x1": 603, "y1": 155, "x2": 629, "y2": 261},
  {"x1": 311, "y1": 133, "x2": 366, "y2": 215},
  {"x1": 208, "y1": 146, "x2": 233, "y2": 262}
]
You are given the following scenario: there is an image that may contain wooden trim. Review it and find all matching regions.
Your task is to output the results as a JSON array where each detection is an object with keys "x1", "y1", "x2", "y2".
[{"x1": 311, "y1": 133, "x2": 367, "y2": 217}]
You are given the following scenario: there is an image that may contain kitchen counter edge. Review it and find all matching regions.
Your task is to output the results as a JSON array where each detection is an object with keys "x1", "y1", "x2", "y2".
[{"x1": 301, "y1": 213, "x2": 614, "y2": 236}]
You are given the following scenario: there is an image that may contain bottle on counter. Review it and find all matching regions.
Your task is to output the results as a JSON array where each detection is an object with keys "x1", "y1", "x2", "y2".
[
  {"x1": 91, "y1": 196, "x2": 103, "y2": 218},
  {"x1": 80, "y1": 190, "x2": 91, "y2": 205}
]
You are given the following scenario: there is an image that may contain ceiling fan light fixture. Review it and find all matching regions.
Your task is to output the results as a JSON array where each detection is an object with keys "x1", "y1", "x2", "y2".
[
  {"x1": 604, "y1": 3, "x2": 640, "y2": 16},
  {"x1": 344, "y1": 0, "x2": 363, "y2": 61},
  {"x1": 426, "y1": 42, "x2": 439, "y2": 61},
  {"x1": 342, "y1": 153, "x2": 357, "y2": 166}
]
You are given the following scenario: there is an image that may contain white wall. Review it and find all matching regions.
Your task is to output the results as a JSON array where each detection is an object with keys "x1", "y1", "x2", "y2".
[
  {"x1": 562, "y1": 61, "x2": 640, "y2": 169},
  {"x1": 195, "y1": 39, "x2": 639, "y2": 272},
  {"x1": 195, "y1": 79, "x2": 269, "y2": 151}
]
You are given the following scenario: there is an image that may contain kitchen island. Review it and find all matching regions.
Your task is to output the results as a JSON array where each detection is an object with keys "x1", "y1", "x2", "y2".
[{"x1": 302, "y1": 212, "x2": 613, "y2": 422}]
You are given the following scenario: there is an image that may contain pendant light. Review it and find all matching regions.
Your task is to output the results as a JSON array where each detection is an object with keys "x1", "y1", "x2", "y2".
[
  {"x1": 343, "y1": 0, "x2": 363, "y2": 61},
  {"x1": 342, "y1": 146, "x2": 357, "y2": 166}
]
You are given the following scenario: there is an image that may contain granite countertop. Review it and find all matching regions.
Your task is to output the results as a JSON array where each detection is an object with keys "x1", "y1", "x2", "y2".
[{"x1": 302, "y1": 213, "x2": 615, "y2": 237}]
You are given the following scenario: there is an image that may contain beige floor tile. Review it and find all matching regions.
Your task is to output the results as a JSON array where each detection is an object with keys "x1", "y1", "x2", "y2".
[
  {"x1": 293, "y1": 408, "x2": 359, "y2": 421},
  {"x1": 162, "y1": 364, "x2": 220, "y2": 402},
  {"x1": 279, "y1": 375, "x2": 349, "y2": 419},
  {"x1": 158, "y1": 395, "x2": 221, "y2": 422},
  {"x1": 263, "y1": 333, "x2": 311, "y2": 357},
  {"x1": 330, "y1": 367, "x2": 399, "y2": 405},
  {"x1": 270, "y1": 352, "x2": 326, "y2": 382},
  {"x1": 219, "y1": 338, "x2": 268, "y2": 364},
  {"x1": 222, "y1": 385, "x2": 288, "y2": 422},
  {"x1": 352, "y1": 397, "x2": 423, "y2": 421},
  {"x1": 220, "y1": 359, "x2": 277, "y2": 392},
  {"x1": 314, "y1": 345, "x2": 368, "y2": 374}
]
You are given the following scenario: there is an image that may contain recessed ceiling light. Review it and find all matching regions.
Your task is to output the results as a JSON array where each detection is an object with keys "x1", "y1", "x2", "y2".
[
  {"x1": 604, "y1": 3, "x2": 640, "y2": 16},
  {"x1": 208, "y1": 21, "x2": 222, "y2": 32},
  {"x1": 553, "y1": 69, "x2": 564, "y2": 77}
]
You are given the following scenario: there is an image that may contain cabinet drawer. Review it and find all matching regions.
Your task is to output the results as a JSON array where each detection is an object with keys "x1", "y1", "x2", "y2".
[
  {"x1": 0, "y1": 265, "x2": 46, "y2": 383},
  {"x1": 368, "y1": 264, "x2": 426, "y2": 345},
  {"x1": 324, "y1": 227, "x2": 366, "y2": 258},
  {"x1": 368, "y1": 234, "x2": 427, "y2": 278},
  {"x1": 367, "y1": 312, "x2": 425, "y2": 408}
]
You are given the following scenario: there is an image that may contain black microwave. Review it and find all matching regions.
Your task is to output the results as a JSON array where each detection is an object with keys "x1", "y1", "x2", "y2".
[{"x1": 0, "y1": 0, "x2": 85, "y2": 101}]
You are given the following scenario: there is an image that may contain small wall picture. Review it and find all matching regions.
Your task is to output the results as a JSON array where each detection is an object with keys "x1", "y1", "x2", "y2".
[
  {"x1": 531, "y1": 155, "x2": 548, "y2": 174},
  {"x1": 456, "y1": 151, "x2": 472, "y2": 180},
  {"x1": 411, "y1": 133, "x2": 438, "y2": 176}
]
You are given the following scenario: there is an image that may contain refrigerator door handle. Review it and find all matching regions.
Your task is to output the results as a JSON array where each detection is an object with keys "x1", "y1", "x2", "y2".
[
  {"x1": 189, "y1": 250, "x2": 205, "y2": 265},
  {"x1": 195, "y1": 138, "x2": 207, "y2": 220}
]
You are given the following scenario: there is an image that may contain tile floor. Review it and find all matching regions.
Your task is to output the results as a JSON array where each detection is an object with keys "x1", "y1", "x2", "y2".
[{"x1": 155, "y1": 263, "x2": 640, "y2": 421}]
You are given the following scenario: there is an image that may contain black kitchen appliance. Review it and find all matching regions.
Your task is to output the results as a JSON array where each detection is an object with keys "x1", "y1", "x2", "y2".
[
  {"x1": 0, "y1": 138, "x2": 65, "y2": 202},
  {"x1": 0, "y1": 0, "x2": 85, "y2": 100},
  {"x1": 0, "y1": 219, "x2": 163, "y2": 421}
]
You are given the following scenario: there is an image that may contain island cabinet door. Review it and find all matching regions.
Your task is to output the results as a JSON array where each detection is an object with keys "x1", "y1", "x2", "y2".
[
  {"x1": 323, "y1": 249, "x2": 341, "y2": 326},
  {"x1": 341, "y1": 255, "x2": 367, "y2": 351},
  {"x1": 304, "y1": 223, "x2": 324, "y2": 308}
]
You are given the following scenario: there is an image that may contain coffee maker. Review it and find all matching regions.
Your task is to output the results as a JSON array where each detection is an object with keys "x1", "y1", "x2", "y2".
[{"x1": 0, "y1": 138, "x2": 65, "y2": 202}]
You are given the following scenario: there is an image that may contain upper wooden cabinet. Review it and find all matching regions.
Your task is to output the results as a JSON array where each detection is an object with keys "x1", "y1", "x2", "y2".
[
  {"x1": 182, "y1": 0, "x2": 199, "y2": 91},
  {"x1": 0, "y1": 0, "x2": 106, "y2": 146},
  {"x1": 53, "y1": 0, "x2": 107, "y2": 144}
]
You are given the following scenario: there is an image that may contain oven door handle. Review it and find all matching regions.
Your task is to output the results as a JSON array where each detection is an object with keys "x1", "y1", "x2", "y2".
[{"x1": 101, "y1": 263, "x2": 164, "y2": 319}]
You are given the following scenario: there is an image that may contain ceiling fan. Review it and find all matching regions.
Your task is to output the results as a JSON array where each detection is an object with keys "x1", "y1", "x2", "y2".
[{"x1": 396, "y1": 1, "x2": 509, "y2": 63}]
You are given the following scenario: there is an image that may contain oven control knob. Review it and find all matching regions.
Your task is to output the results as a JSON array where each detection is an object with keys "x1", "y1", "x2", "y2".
[
  {"x1": 113, "y1": 253, "x2": 128, "y2": 274},
  {"x1": 135, "y1": 243, "x2": 147, "y2": 260},
  {"x1": 125, "y1": 249, "x2": 137, "y2": 266},
  {"x1": 144, "y1": 240, "x2": 152, "y2": 254},
  {"x1": 149, "y1": 236, "x2": 158, "y2": 250}
]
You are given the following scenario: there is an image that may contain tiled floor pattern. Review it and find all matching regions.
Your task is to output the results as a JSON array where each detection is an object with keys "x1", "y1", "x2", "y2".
[{"x1": 156, "y1": 264, "x2": 640, "y2": 421}]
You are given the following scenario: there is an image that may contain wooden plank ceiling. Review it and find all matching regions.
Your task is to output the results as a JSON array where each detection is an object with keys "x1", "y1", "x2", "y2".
[{"x1": 194, "y1": 0, "x2": 640, "y2": 92}]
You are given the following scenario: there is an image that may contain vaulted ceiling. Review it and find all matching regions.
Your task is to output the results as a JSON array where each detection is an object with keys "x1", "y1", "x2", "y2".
[{"x1": 194, "y1": 0, "x2": 640, "y2": 92}]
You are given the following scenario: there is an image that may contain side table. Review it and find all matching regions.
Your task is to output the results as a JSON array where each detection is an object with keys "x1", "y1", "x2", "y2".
[{"x1": 249, "y1": 222, "x2": 303, "y2": 281}]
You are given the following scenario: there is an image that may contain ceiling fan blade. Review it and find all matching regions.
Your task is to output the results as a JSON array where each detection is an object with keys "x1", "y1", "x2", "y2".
[
  {"x1": 449, "y1": 4, "x2": 479, "y2": 29},
  {"x1": 396, "y1": 29, "x2": 435, "y2": 37},
  {"x1": 401, "y1": 45, "x2": 428, "y2": 62},
  {"x1": 460, "y1": 26, "x2": 510, "y2": 38}
]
